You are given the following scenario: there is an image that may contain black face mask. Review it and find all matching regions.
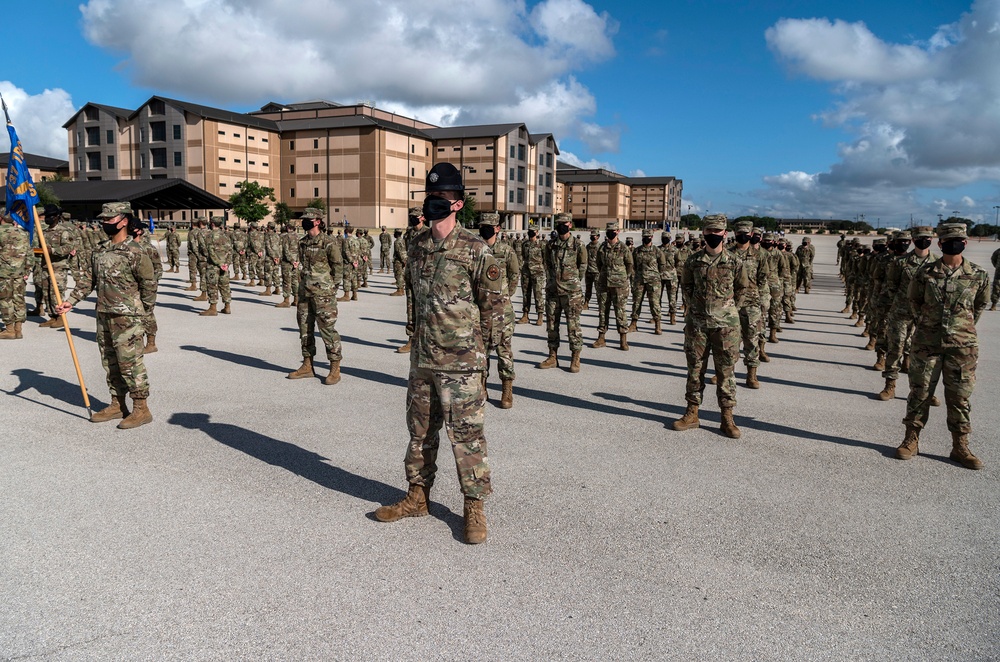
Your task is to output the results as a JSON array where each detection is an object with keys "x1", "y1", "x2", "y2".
[
  {"x1": 479, "y1": 225, "x2": 497, "y2": 241},
  {"x1": 528, "y1": 230, "x2": 537, "y2": 239},
  {"x1": 301, "y1": 220, "x2": 316, "y2": 232},
  {"x1": 749, "y1": 235, "x2": 761, "y2": 245},
  {"x1": 642, "y1": 237, "x2": 652, "y2": 245},
  {"x1": 761, "y1": 241, "x2": 773, "y2": 249},
  {"x1": 408, "y1": 215, "x2": 420, "y2": 227},
  {"x1": 874, "y1": 245, "x2": 888, "y2": 253},
  {"x1": 941, "y1": 238, "x2": 966, "y2": 255},
  {"x1": 913, "y1": 238, "x2": 932, "y2": 250},
  {"x1": 606, "y1": 230, "x2": 617, "y2": 240},
  {"x1": 893, "y1": 241, "x2": 910, "y2": 254},
  {"x1": 704, "y1": 234, "x2": 725, "y2": 249},
  {"x1": 101, "y1": 221, "x2": 121, "y2": 236},
  {"x1": 735, "y1": 233, "x2": 750, "y2": 244},
  {"x1": 422, "y1": 195, "x2": 453, "y2": 222},
  {"x1": 556, "y1": 223, "x2": 571, "y2": 236}
]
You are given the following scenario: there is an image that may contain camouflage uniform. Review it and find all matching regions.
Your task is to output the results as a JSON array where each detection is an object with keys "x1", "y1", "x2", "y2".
[
  {"x1": 135, "y1": 231, "x2": 162, "y2": 339},
  {"x1": 0, "y1": 217, "x2": 32, "y2": 337},
  {"x1": 392, "y1": 230, "x2": 407, "y2": 291},
  {"x1": 404, "y1": 223, "x2": 503, "y2": 499},
  {"x1": 41, "y1": 216, "x2": 79, "y2": 321},
  {"x1": 263, "y1": 224, "x2": 282, "y2": 292},
  {"x1": 279, "y1": 226, "x2": 300, "y2": 302},
  {"x1": 680, "y1": 220, "x2": 749, "y2": 412},
  {"x1": 781, "y1": 244, "x2": 798, "y2": 320},
  {"x1": 657, "y1": 233, "x2": 678, "y2": 323},
  {"x1": 193, "y1": 223, "x2": 209, "y2": 294},
  {"x1": 594, "y1": 224, "x2": 634, "y2": 344},
  {"x1": 341, "y1": 231, "x2": 360, "y2": 298},
  {"x1": 730, "y1": 222, "x2": 762, "y2": 371},
  {"x1": 296, "y1": 229, "x2": 344, "y2": 364},
  {"x1": 630, "y1": 229, "x2": 665, "y2": 331},
  {"x1": 248, "y1": 223, "x2": 265, "y2": 284},
  {"x1": 543, "y1": 220, "x2": 587, "y2": 355},
  {"x1": 795, "y1": 239, "x2": 815, "y2": 293},
  {"x1": 231, "y1": 226, "x2": 248, "y2": 280},
  {"x1": 990, "y1": 247, "x2": 1000, "y2": 310},
  {"x1": 165, "y1": 229, "x2": 181, "y2": 271},
  {"x1": 900, "y1": 224, "x2": 988, "y2": 468},
  {"x1": 379, "y1": 229, "x2": 391, "y2": 272},
  {"x1": 65, "y1": 203, "x2": 156, "y2": 404},
  {"x1": 761, "y1": 235, "x2": 784, "y2": 338},
  {"x1": 881, "y1": 230, "x2": 933, "y2": 384},
  {"x1": 186, "y1": 223, "x2": 200, "y2": 287},
  {"x1": 483, "y1": 214, "x2": 519, "y2": 382},
  {"x1": 398, "y1": 210, "x2": 424, "y2": 349},
  {"x1": 584, "y1": 231, "x2": 600, "y2": 306},
  {"x1": 673, "y1": 238, "x2": 692, "y2": 312},
  {"x1": 519, "y1": 233, "x2": 545, "y2": 322},
  {"x1": 205, "y1": 220, "x2": 233, "y2": 309}
]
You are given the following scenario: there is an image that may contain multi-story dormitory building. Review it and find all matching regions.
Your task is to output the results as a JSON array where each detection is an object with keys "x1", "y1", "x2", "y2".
[
  {"x1": 64, "y1": 96, "x2": 680, "y2": 229},
  {"x1": 555, "y1": 162, "x2": 683, "y2": 230}
]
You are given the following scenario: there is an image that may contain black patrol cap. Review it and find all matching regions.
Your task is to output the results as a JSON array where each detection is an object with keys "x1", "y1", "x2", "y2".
[{"x1": 423, "y1": 162, "x2": 465, "y2": 193}]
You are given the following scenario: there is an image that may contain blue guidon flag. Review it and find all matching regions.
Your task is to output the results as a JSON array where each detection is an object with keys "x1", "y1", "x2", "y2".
[
  {"x1": 2, "y1": 95, "x2": 39, "y2": 246},
  {"x1": 148, "y1": 212, "x2": 156, "y2": 233}
]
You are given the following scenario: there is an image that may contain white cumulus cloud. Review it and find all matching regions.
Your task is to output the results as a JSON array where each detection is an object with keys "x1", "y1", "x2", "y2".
[
  {"x1": 760, "y1": 0, "x2": 1000, "y2": 220},
  {"x1": 0, "y1": 82, "x2": 76, "y2": 159},
  {"x1": 79, "y1": 0, "x2": 620, "y2": 152}
]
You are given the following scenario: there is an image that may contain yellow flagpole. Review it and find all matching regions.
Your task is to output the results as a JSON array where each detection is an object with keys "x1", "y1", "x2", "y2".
[{"x1": 33, "y1": 208, "x2": 91, "y2": 416}]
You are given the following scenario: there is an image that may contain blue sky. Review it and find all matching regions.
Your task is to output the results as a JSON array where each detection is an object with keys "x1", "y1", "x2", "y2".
[{"x1": 4, "y1": 0, "x2": 997, "y2": 226}]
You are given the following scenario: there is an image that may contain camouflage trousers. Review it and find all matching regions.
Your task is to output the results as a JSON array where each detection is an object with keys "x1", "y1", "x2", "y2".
[
  {"x1": 393, "y1": 259, "x2": 406, "y2": 290},
  {"x1": 658, "y1": 277, "x2": 678, "y2": 316},
  {"x1": 33, "y1": 263, "x2": 47, "y2": 308},
  {"x1": 404, "y1": 367, "x2": 491, "y2": 499},
  {"x1": 781, "y1": 280, "x2": 795, "y2": 314},
  {"x1": 738, "y1": 304, "x2": 761, "y2": 368},
  {"x1": 197, "y1": 259, "x2": 208, "y2": 291},
  {"x1": 991, "y1": 272, "x2": 999, "y2": 305},
  {"x1": 403, "y1": 270, "x2": 414, "y2": 338},
  {"x1": 188, "y1": 253, "x2": 199, "y2": 284},
  {"x1": 267, "y1": 258, "x2": 281, "y2": 289},
  {"x1": 167, "y1": 249, "x2": 180, "y2": 270},
  {"x1": 342, "y1": 264, "x2": 358, "y2": 295},
  {"x1": 360, "y1": 258, "x2": 370, "y2": 286},
  {"x1": 870, "y1": 310, "x2": 889, "y2": 354},
  {"x1": 488, "y1": 305, "x2": 516, "y2": 380},
  {"x1": 903, "y1": 344, "x2": 977, "y2": 435},
  {"x1": 280, "y1": 261, "x2": 299, "y2": 299},
  {"x1": 597, "y1": 285, "x2": 628, "y2": 335},
  {"x1": 0, "y1": 276, "x2": 27, "y2": 325},
  {"x1": 521, "y1": 272, "x2": 544, "y2": 316},
  {"x1": 232, "y1": 252, "x2": 245, "y2": 278},
  {"x1": 380, "y1": 248, "x2": 391, "y2": 270},
  {"x1": 684, "y1": 323, "x2": 740, "y2": 408},
  {"x1": 758, "y1": 288, "x2": 771, "y2": 342},
  {"x1": 796, "y1": 265, "x2": 812, "y2": 291},
  {"x1": 584, "y1": 272, "x2": 598, "y2": 304},
  {"x1": 43, "y1": 265, "x2": 70, "y2": 316},
  {"x1": 96, "y1": 313, "x2": 150, "y2": 399},
  {"x1": 546, "y1": 290, "x2": 584, "y2": 353},
  {"x1": 297, "y1": 293, "x2": 341, "y2": 361},
  {"x1": 631, "y1": 280, "x2": 661, "y2": 323},
  {"x1": 247, "y1": 253, "x2": 260, "y2": 281},
  {"x1": 767, "y1": 283, "x2": 783, "y2": 331},
  {"x1": 881, "y1": 315, "x2": 914, "y2": 381},
  {"x1": 206, "y1": 265, "x2": 231, "y2": 305}
]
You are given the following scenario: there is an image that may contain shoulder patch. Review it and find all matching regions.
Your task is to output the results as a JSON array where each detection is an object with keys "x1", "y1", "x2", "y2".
[{"x1": 486, "y1": 264, "x2": 501, "y2": 282}]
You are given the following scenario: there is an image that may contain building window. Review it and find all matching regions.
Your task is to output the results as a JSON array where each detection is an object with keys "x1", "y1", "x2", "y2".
[
  {"x1": 509, "y1": 168, "x2": 515, "y2": 181},
  {"x1": 313, "y1": 139, "x2": 319, "y2": 149},
  {"x1": 485, "y1": 191, "x2": 493, "y2": 196},
  {"x1": 453, "y1": 147, "x2": 460, "y2": 151},
  {"x1": 518, "y1": 144, "x2": 526, "y2": 160},
  {"x1": 174, "y1": 151, "x2": 182, "y2": 166},
  {"x1": 107, "y1": 129, "x2": 115, "y2": 145},
  {"x1": 289, "y1": 164, "x2": 295, "y2": 174},
  {"x1": 539, "y1": 154, "x2": 544, "y2": 166},
  {"x1": 290, "y1": 188, "x2": 295, "y2": 198},
  {"x1": 517, "y1": 188, "x2": 524, "y2": 204},
  {"x1": 262, "y1": 162, "x2": 268, "y2": 167},
  {"x1": 76, "y1": 156, "x2": 82, "y2": 172},
  {"x1": 411, "y1": 145, "x2": 415, "y2": 153},
  {"x1": 538, "y1": 174, "x2": 544, "y2": 186},
  {"x1": 545, "y1": 173, "x2": 552, "y2": 187},
  {"x1": 151, "y1": 148, "x2": 167, "y2": 168},
  {"x1": 517, "y1": 166, "x2": 525, "y2": 183},
  {"x1": 437, "y1": 147, "x2": 445, "y2": 152},
  {"x1": 140, "y1": 127, "x2": 147, "y2": 142},
  {"x1": 181, "y1": 211, "x2": 186, "y2": 221},
  {"x1": 87, "y1": 152, "x2": 101, "y2": 170},
  {"x1": 545, "y1": 192, "x2": 552, "y2": 207},
  {"x1": 150, "y1": 121, "x2": 166, "y2": 141},
  {"x1": 546, "y1": 153, "x2": 553, "y2": 168},
  {"x1": 313, "y1": 163, "x2": 319, "y2": 173},
  {"x1": 289, "y1": 140, "x2": 295, "y2": 150},
  {"x1": 234, "y1": 158, "x2": 241, "y2": 164},
  {"x1": 262, "y1": 137, "x2": 268, "y2": 143},
  {"x1": 107, "y1": 155, "x2": 115, "y2": 170},
  {"x1": 508, "y1": 190, "x2": 514, "y2": 203},
  {"x1": 150, "y1": 99, "x2": 165, "y2": 115},
  {"x1": 235, "y1": 182, "x2": 242, "y2": 188},
  {"x1": 85, "y1": 107, "x2": 99, "y2": 121},
  {"x1": 234, "y1": 133, "x2": 241, "y2": 138},
  {"x1": 470, "y1": 146, "x2": 477, "y2": 151},
  {"x1": 485, "y1": 168, "x2": 493, "y2": 173},
  {"x1": 219, "y1": 157, "x2": 226, "y2": 162},
  {"x1": 140, "y1": 153, "x2": 146, "y2": 168},
  {"x1": 313, "y1": 187, "x2": 319, "y2": 197},
  {"x1": 77, "y1": 131, "x2": 82, "y2": 146},
  {"x1": 425, "y1": 147, "x2": 429, "y2": 156},
  {"x1": 86, "y1": 127, "x2": 100, "y2": 146},
  {"x1": 509, "y1": 145, "x2": 515, "y2": 159},
  {"x1": 539, "y1": 194, "x2": 544, "y2": 207},
  {"x1": 249, "y1": 160, "x2": 255, "y2": 165},
  {"x1": 411, "y1": 167, "x2": 415, "y2": 176},
  {"x1": 486, "y1": 145, "x2": 493, "y2": 150},
  {"x1": 173, "y1": 124, "x2": 181, "y2": 140},
  {"x1": 220, "y1": 183, "x2": 226, "y2": 188}
]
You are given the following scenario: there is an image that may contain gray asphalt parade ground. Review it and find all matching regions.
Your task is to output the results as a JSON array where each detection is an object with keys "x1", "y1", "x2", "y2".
[{"x1": 1, "y1": 233, "x2": 999, "y2": 660}]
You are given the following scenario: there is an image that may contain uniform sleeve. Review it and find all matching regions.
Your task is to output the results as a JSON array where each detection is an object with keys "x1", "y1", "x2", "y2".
[
  {"x1": 136, "y1": 250, "x2": 157, "y2": 313},
  {"x1": 907, "y1": 268, "x2": 926, "y2": 320},
  {"x1": 733, "y1": 256, "x2": 750, "y2": 300},
  {"x1": 576, "y1": 243, "x2": 587, "y2": 281},
  {"x1": 681, "y1": 257, "x2": 694, "y2": 301},
  {"x1": 505, "y1": 247, "x2": 520, "y2": 296},
  {"x1": 65, "y1": 254, "x2": 96, "y2": 306},
  {"x1": 327, "y1": 240, "x2": 344, "y2": 285},
  {"x1": 624, "y1": 247, "x2": 634, "y2": 278},
  {"x1": 973, "y1": 268, "x2": 989, "y2": 322},
  {"x1": 474, "y1": 250, "x2": 504, "y2": 350}
]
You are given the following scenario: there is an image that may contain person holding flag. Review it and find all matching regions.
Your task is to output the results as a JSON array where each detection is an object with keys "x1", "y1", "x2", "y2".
[{"x1": 0, "y1": 205, "x2": 31, "y2": 339}]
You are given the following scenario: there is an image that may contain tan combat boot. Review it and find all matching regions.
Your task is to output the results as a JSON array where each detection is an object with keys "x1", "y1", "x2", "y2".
[
  {"x1": 275, "y1": 297, "x2": 291, "y2": 308},
  {"x1": 287, "y1": 357, "x2": 314, "y2": 379},
  {"x1": 337, "y1": 292, "x2": 350, "y2": 302},
  {"x1": 14, "y1": 322, "x2": 22, "y2": 339},
  {"x1": 950, "y1": 432, "x2": 983, "y2": 470},
  {"x1": 654, "y1": 320, "x2": 662, "y2": 335},
  {"x1": 46, "y1": 317, "x2": 66, "y2": 329},
  {"x1": 746, "y1": 367, "x2": 760, "y2": 389},
  {"x1": 669, "y1": 310, "x2": 676, "y2": 325},
  {"x1": 500, "y1": 379, "x2": 513, "y2": 409},
  {"x1": 896, "y1": 426, "x2": 920, "y2": 460},
  {"x1": 619, "y1": 332, "x2": 629, "y2": 351},
  {"x1": 569, "y1": 351, "x2": 581, "y2": 373},
  {"x1": 534, "y1": 316, "x2": 543, "y2": 326},
  {"x1": 673, "y1": 404, "x2": 700, "y2": 431},
  {"x1": 878, "y1": 378, "x2": 896, "y2": 401},
  {"x1": 248, "y1": 279, "x2": 257, "y2": 287},
  {"x1": 517, "y1": 312, "x2": 529, "y2": 324},
  {"x1": 193, "y1": 292, "x2": 209, "y2": 302},
  {"x1": 221, "y1": 303, "x2": 231, "y2": 314},
  {"x1": 118, "y1": 398, "x2": 152, "y2": 429},
  {"x1": 351, "y1": 292, "x2": 358, "y2": 301},
  {"x1": 396, "y1": 340, "x2": 411, "y2": 354},
  {"x1": 143, "y1": 335, "x2": 158, "y2": 354},
  {"x1": 785, "y1": 311, "x2": 794, "y2": 324},
  {"x1": 758, "y1": 339, "x2": 770, "y2": 363},
  {"x1": 389, "y1": 288, "x2": 405, "y2": 296},
  {"x1": 537, "y1": 349, "x2": 558, "y2": 369},
  {"x1": 854, "y1": 318, "x2": 864, "y2": 328},
  {"x1": 930, "y1": 395, "x2": 941, "y2": 407},
  {"x1": 463, "y1": 497, "x2": 487, "y2": 544},
  {"x1": 872, "y1": 352, "x2": 885, "y2": 371},
  {"x1": 840, "y1": 306, "x2": 851, "y2": 314},
  {"x1": 0, "y1": 325, "x2": 16, "y2": 340},
  {"x1": 628, "y1": 320, "x2": 638, "y2": 332},
  {"x1": 260, "y1": 286, "x2": 274, "y2": 296},
  {"x1": 374, "y1": 484, "x2": 430, "y2": 522},
  {"x1": 184, "y1": 282, "x2": 198, "y2": 291},
  {"x1": 864, "y1": 336, "x2": 876, "y2": 351},
  {"x1": 768, "y1": 328, "x2": 779, "y2": 344},
  {"x1": 199, "y1": 303, "x2": 218, "y2": 316},
  {"x1": 292, "y1": 297, "x2": 298, "y2": 306},
  {"x1": 39, "y1": 317, "x2": 59, "y2": 328},
  {"x1": 324, "y1": 361, "x2": 341, "y2": 385},
  {"x1": 720, "y1": 407, "x2": 741, "y2": 439},
  {"x1": 990, "y1": 303, "x2": 997, "y2": 311},
  {"x1": 591, "y1": 332, "x2": 606, "y2": 348},
  {"x1": 709, "y1": 375, "x2": 718, "y2": 384},
  {"x1": 901, "y1": 355, "x2": 909, "y2": 373},
  {"x1": 90, "y1": 396, "x2": 129, "y2": 423}
]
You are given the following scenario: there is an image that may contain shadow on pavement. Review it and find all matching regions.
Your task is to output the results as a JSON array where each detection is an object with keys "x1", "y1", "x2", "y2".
[
  {"x1": 180, "y1": 345, "x2": 289, "y2": 373},
  {"x1": 3, "y1": 368, "x2": 96, "y2": 420}
]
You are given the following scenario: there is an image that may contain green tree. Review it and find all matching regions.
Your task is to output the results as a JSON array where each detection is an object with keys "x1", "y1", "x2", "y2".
[
  {"x1": 228, "y1": 180, "x2": 275, "y2": 224},
  {"x1": 680, "y1": 213, "x2": 701, "y2": 229},
  {"x1": 36, "y1": 182, "x2": 60, "y2": 207},
  {"x1": 273, "y1": 202, "x2": 292, "y2": 227},
  {"x1": 457, "y1": 194, "x2": 477, "y2": 229},
  {"x1": 304, "y1": 198, "x2": 327, "y2": 212}
]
